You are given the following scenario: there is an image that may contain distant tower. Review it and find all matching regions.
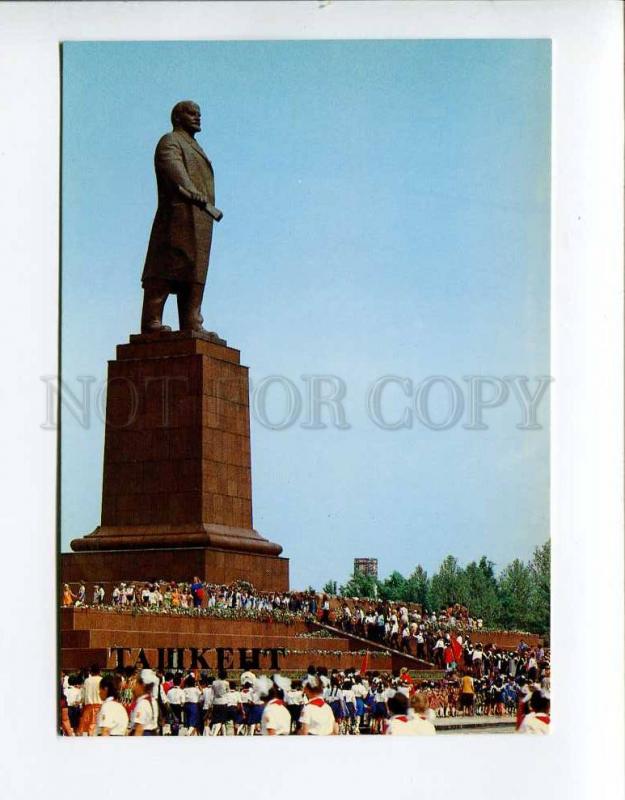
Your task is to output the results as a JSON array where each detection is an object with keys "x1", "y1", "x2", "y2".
[{"x1": 354, "y1": 557, "x2": 378, "y2": 579}]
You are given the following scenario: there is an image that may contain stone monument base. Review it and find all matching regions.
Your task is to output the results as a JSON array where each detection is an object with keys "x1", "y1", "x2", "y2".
[
  {"x1": 61, "y1": 547, "x2": 289, "y2": 593},
  {"x1": 64, "y1": 330, "x2": 289, "y2": 593},
  {"x1": 60, "y1": 607, "x2": 418, "y2": 674}
]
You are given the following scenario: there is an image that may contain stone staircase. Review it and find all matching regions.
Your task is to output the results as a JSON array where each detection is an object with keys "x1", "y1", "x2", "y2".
[{"x1": 311, "y1": 621, "x2": 437, "y2": 671}]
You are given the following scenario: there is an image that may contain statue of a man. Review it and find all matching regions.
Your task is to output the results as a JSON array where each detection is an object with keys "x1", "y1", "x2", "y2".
[{"x1": 141, "y1": 100, "x2": 222, "y2": 335}]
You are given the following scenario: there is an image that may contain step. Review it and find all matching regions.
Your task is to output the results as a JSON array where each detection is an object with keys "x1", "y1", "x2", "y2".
[
  {"x1": 60, "y1": 647, "x2": 393, "y2": 674},
  {"x1": 61, "y1": 628, "x2": 350, "y2": 651},
  {"x1": 61, "y1": 607, "x2": 310, "y2": 636},
  {"x1": 314, "y1": 622, "x2": 437, "y2": 670}
]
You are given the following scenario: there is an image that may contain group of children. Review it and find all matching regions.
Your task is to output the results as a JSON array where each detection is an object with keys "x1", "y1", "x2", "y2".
[
  {"x1": 61, "y1": 661, "x2": 550, "y2": 736},
  {"x1": 420, "y1": 675, "x2": 519, "y2": 718},
  {"x1": 61, "y1": 665, "x2": 437, "y2": 736}
]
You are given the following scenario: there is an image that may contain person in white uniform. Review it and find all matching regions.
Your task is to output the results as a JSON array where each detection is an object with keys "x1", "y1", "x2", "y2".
[
  {"x1": 166, "y1": 674, "x2": 184, "y2": 735},
  {"x1": 78, "y1": 664, "x2": 102, "y2": 736},
  {"x1": 224, "y1": 683, "x2": 242, "y2": 736},
  {"x1": 209, "y1": 670, "x2": 230, "y2": 735},
  {"x1": 96, "y1": 675, "x2": 129, "y2": 736},
  {"x1": 129, "y1": 669, "x2": 160, "y2": 736},
  {"x1": 238, "y1": 681, "x2": 255, "y2": 735},
  {"x1": 408, "y1": 692, "x2": 437, "y2": 735},
  {"x1": 518, "y1": 690, "x2": 550, "y2": 735},
  {"x1": 261, "y1": 685, "x2": 292, "y2": 736},
  {"x1": 298, "y1": 675, "x2": 337, "y2": 736},
  {"x1": 200, "y1": 676, "x2": 213, "y2": 735},
  {"x1": 285, "y1": 680, "x2": 306, "y2": 734},
  {"x1": 386, "y1": 692, "x2": 435, "y2": 736}
]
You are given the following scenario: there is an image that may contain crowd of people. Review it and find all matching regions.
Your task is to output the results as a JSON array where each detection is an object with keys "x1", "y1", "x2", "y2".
[
  {"x1": 328, "y1": 600, "x2": 549, "y2": 695},
  {"x1": 333, "y1": 599, "x2": 534, "y2": 658},
  {"x1": 60, "y1": 660, "x2": 550, "y2": 737},
  {"x1": 60, "y1": 577, "x2": 550, "y2": 735},
  {"x1": 335, "y1": 601, "x2": 483, "y2": 640},
  {"x1": 62, "y1": 581, "x2": 539, "y2": 658},
  {"x1": 62, "y1": 579, "x2": 318, "y2": 618},
  {"x1": 60, "y1": 663, "x2": 437, "y2": 736}
]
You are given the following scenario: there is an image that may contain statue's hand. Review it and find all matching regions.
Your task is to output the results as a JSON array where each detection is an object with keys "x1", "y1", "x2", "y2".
[{"x1": 189, "y1": 189, "x2": 208, "y2": 205}]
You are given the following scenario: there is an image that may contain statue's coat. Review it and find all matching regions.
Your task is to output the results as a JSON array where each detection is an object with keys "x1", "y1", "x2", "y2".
[{"x1": 142, "y1": 129, "x2": 215, "y2": 285}]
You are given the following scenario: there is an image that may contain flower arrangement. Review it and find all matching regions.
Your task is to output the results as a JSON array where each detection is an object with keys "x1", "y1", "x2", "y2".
[
  {"x1": 294, "y1": 629, "x2": 335, "y2": 639},
  {"x1": 282, "y1": 648, "x2": 391, "y2": 657},
  {"x1": 67, "y1": 602, "x2": 314, "y2": 626}
]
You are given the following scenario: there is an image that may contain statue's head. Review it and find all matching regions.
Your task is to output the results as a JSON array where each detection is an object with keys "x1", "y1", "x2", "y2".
[{"x1": 171, "y1": 100, "x2": 201, "y2": 134}]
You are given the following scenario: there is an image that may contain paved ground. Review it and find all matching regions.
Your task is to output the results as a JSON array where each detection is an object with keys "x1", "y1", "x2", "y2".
[
  {"x1": 438, "y1": 725, "x2": 515, "y2": 735},
  {"x1": 435, "y1": 715, "x2": 516, "y2": 735},
  {"x1": 359, "y1": 716, "x2": 516, "y2": 735}
]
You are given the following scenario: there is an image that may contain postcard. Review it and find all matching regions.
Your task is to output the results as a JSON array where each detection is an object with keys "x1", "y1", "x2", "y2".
[
  {"x1": 57, "y1": 37, "x2": 551, "y2": 738},
  {"x1": 1, "y1": 3, "x2": 622, "y2": 800}
]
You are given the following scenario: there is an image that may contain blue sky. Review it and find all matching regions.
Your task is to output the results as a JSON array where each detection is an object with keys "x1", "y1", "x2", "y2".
[{"x1": 61, "y1": 39, "x2": 550, "y2": 589}]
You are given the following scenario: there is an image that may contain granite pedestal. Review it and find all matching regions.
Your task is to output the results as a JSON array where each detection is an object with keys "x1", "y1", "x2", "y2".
[{"x1": 63, "y1": 331, "x2": 288, "y2": 592}]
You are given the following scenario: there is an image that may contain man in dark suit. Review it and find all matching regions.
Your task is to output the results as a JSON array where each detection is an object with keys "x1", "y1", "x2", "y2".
[{"x1": 141, "y1": 100, "x2": 219, "y2": 335}]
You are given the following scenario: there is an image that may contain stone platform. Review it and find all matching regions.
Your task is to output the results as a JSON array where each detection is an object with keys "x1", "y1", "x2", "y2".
[
  {"x1": 61, "y1": 547, "x2": 289, "y2": 593},
  {"x1": 60, "y1": 607, "x2": 417, "y2": 674}
]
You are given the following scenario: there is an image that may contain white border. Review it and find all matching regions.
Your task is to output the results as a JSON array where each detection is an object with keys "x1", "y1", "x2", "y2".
[{"x1": 0, "y1": 2, "x2": 622, "y2": 799}]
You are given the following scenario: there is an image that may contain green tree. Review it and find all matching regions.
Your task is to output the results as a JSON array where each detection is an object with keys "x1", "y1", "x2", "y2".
[
  {"x1": 497, "y1": 558, "x2": 532, "y2": 630},
  {"x1": 322, "y1": 579, "x2": 338, "y2": 596},
  {"x1": 340, "y1": 571, "x2": 379, "y2": 599},
  {"x1": 378, "y1": 570, "x2": 408, "y2": 602},
  {"x1": 528, "y1": 539, "x2": 550, "y2": 636},
  {"x1": 430, "y1": 555, "x2": 464, "y2": 609},
  {"x1": 460, "y1": 556, "x2": 500, "y2": 626},
  {"x1": 403, "y1": 565, "x2": 431, "y2": 608}
]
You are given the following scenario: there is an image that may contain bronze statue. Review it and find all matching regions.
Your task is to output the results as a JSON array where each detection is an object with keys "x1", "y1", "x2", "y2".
[{"x1": 141, "y1": 100, "x2": 223, "y2": 336}]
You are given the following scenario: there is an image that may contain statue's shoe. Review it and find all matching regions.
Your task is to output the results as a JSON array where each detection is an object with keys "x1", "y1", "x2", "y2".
[
  {"x1": 184, "y1": 326, "x2": 226, "y2": 345},
  {"x1": 141, "y1": 323, "x2": 172, "y2": 333}
]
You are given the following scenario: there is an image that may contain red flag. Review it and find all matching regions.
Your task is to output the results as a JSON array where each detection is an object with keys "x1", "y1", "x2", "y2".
[
  {"x1": 360, "y1": 652, "x2": 368, "y2": 675},
  {"x1": 451, "y1": 638, "x2": 463, "y2": 665}
]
